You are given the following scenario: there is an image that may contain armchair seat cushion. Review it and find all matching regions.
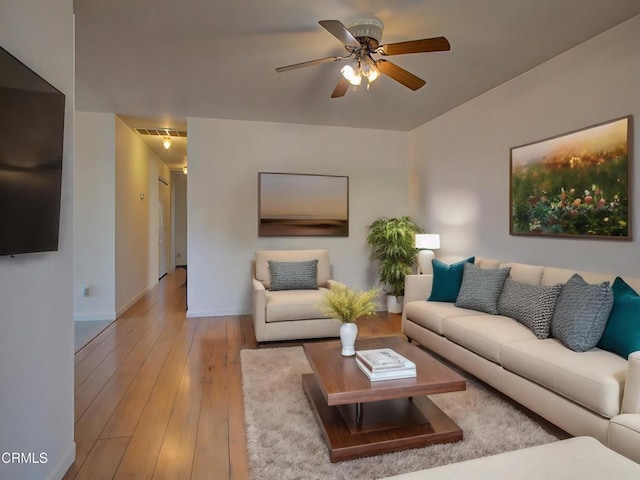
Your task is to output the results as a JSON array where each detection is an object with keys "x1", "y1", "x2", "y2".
[{"x1": 265, "y1": 288, "x2": 330, "y2": 323}]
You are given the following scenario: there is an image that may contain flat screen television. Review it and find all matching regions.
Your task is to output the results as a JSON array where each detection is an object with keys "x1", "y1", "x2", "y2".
[{"x1": 0, "y1": 45, "x2": 65, "y2": 256}]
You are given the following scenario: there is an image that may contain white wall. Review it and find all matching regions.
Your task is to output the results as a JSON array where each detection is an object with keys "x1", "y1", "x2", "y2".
[
  {"x1": 186, "y1": 118, "x2": 410, "y2": 316},
  {"x1": 74, "y1": 112, "x2": 116, "y2": 321},
  {"x1": 410, "y1": 15, "x2": 640, "y2": 277},
  {"x1": 115, "y1": 116, "x2": 169, "y2": 314},
  {"x1": 0, "y1": 1, "x2": 75, "y2": 479}
]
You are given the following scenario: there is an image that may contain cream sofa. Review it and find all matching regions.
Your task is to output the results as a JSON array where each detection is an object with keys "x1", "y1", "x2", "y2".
[
  {"x1": 252, "y1": 249, "x2": 341, "y2": 342},
  {"x1": 402, "y1": 256, "x2": 640, "y2": 463}
]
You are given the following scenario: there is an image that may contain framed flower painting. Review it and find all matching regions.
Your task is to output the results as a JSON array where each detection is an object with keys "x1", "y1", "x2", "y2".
[{"x1": 510, "y1": 116, "x2": 632, "y2": 239}]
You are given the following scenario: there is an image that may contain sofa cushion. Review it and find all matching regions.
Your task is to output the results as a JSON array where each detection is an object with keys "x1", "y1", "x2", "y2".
[
  {"x1": 541, "y1": 266, "x2": 614, "y2": 287},
  {"x1": 443, "y1": 315, "x2": 536, "y2": 364},
  {"x1": 455, "y1": 263, "x2": 511, "y2": 314},
  {"x1": 404, "y1": 301, "x2": 486, "y2": 335},
  {"x1": 428, "y1": 257, "x2": 475, "y2": 302},
  {"x1": 265, "y1": 288, "x2": 329, "y2": 323},
  {"x1": 500, "y1": 338, "x2": 627, "y2": 418},
  {"x1": 498, "y1": 279, "x2": 563, "y2": 339},
  {"x1": 268, "y1": 259, "x2": 318, "y2": 291},
  {"x1": 500, "y1": 262, "x2": 545, "y2": 285},
  {"x1": 551, "y1": 274, "x2": 613, "y2": 352},
  {"x1": 597, "y1": 277, "x2": 640, "y2": 359}
]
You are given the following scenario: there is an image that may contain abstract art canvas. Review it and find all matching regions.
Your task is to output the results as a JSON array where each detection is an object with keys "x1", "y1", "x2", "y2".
[{"x1": 258, "y1": 173, "x2": 348, "y2": 236}]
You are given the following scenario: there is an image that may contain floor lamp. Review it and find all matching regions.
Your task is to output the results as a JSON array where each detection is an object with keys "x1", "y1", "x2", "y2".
[{"x1": 415, "y1": 234, "x2": 440, "y2": 274}]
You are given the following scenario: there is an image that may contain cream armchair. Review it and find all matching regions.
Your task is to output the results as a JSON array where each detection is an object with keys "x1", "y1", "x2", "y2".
[{"x1": 252, "y1": 249, "x2": 341, "y2": 342}]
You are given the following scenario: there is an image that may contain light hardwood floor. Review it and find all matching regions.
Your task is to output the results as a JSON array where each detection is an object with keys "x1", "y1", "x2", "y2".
[{"x1": 65, "y1": 268, "x2": 402, "y2": 479}]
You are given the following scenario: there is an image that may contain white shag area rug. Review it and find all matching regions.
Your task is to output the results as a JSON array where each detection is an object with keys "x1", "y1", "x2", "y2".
[{"x1": 241, "y1": 346, "x2": 560, "y2": 480}]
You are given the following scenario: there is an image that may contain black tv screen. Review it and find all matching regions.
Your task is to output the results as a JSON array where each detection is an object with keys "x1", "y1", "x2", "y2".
[{"x1": 0, "y1": 45, "x2": 65, "y2": 255}]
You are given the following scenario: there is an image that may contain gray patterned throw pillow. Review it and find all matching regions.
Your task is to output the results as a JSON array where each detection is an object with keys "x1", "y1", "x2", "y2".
[
  {"x1": 498, "y1": 279, "x2": 563, "y2": 339},
  {"x1": 268, "y1": 260, "x2": 319, "y2": 291},
  {"x1": 551, "y1": 274, "x2": 613, "y2": 352},
  {"x1": 455, "y1": 263, "x2": 511, "y2": 314}
]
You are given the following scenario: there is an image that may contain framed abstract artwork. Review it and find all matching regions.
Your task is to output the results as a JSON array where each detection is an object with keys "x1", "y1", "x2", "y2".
[
  {"x1": 258, "y1": 172, "x2": 349, "y2": 236},
  {"x1": 510, "y1": 115, "x2": 632, "y2": 239}
]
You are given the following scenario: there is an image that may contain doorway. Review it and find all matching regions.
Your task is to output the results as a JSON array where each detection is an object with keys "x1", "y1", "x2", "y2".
[{"x1": 158, "y1": 178, "x2": 170, "y2": 279}]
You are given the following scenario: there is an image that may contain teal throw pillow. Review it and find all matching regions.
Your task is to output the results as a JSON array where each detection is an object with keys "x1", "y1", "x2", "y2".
[
  {"x1": 428, "y1": 257, "x2": 475, "y2": 302},
  {"x1": 597, "y1": 277, "x2": 640, "y2": 359}
]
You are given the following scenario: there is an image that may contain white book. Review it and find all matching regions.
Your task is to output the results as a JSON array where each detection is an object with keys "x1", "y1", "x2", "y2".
[
  {"x1": 355, "y1": 348, "x2": 416, "y2": 372},
  {"x1": 356, "y1": 358, "x2": 417, "y2": 382}
]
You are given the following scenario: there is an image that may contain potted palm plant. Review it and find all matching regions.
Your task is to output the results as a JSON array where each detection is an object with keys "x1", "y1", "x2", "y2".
[
  {"x1": 366, "y1": 216, "x2": 424, "y2": 313},
  {"x1": 319, "y1": 283, "x2": 379, "y2": 356}
]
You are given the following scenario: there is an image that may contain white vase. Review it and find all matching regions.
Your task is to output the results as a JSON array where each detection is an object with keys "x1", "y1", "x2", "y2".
[{"x1": 340, "y1": 322, "x2": 358, "y2": 356}]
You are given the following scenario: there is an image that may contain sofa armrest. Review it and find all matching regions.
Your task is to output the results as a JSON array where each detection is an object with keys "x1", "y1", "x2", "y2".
[
  {"x1": 252, "y1": 278, "x2": 267, "y2": 340},
  {"x1": 622, "y1": 351, "x2": 640, "y2": 414},
  {"x1": 608, "y1": 414, "x2": 640, "y2": 464},
  {"x1": 326, "y1": 279, "x2": 344, "y2": 290},
  {"x1": 404, "y1": 274, "x2": 433, "y2": 304}
]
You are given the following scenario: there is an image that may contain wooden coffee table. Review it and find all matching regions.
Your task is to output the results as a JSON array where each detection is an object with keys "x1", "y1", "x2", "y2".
[{"x1": 302, "y1": 336, "x2": 466, "y2": 462}]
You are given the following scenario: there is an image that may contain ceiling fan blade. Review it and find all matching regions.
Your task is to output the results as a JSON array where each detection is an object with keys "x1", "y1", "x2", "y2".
[
  {"x1": 276, "y1": 56, "x2": 342, "y2": 73},
  {"x1": 331, "y1": 77, "x2": 349, "y2": 98},
  {"x1": 376, "y1": 60, "x2": 426, "y2": 91},
  {"x1": 319, "y1": 20, "x2": 359, "y2": 47},
  {"x1": 378, "y1": 36, "x2": 450, "y2": 56}
]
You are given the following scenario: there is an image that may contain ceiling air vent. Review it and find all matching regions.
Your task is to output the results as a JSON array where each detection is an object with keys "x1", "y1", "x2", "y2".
[{"x1": 135, "y1": 128, "x2": 187, "y2": 137}]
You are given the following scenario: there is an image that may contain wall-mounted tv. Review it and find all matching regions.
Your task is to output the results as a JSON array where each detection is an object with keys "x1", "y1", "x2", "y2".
[
  {"x1": 0, "y1": 45, "x2": 65, "y2": 256},
  {"x1": 258, "y1": 172, "x2": 349, "y2": 236}
]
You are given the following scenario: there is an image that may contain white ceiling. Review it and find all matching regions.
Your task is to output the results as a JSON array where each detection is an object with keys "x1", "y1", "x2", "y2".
[{"x1": 73, "y1": 0, "x2": 640, "y2": 167}]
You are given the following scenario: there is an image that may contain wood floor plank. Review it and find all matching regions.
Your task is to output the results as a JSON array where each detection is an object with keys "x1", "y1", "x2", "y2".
[
  {"x1": 227, "y1": 316, "x2": 250, "y2": 480},
  {"x1": 99, "y1": 323, "x2": 183, "y2": 439},
  {"x1": 73, "y1": 437, "x2": 130, "y2": 480},
  {"x1": 191, "y1": 317, "x2": 230, "y2": 479},
  {"x1": 113, "y1": 317, "x2": 197, "y2": 480},
  {"x1": 152, "y1": 361, "x2": 204, "y2": 480},
  {"x1": 64, "y1": 371, "x2": 136, "y2": 480},
  {"x1": 74, "y1": 321, "x2": 118, "y2": 365}
]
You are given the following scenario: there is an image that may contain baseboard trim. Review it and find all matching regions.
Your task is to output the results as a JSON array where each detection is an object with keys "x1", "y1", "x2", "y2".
[
  {"x1": 46, "y1": 441, "x2": 75, "y2": 480},
  {"x1": 74, "y1": 313, "x2": 116, "y2": 322},
  {"x1": 116, "y1": 280, "x2": 159, "y2": 317}
]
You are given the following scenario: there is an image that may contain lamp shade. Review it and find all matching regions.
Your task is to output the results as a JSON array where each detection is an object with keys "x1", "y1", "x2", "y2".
[{"x1": 415, "y1": 234, "x2": 440, "y2": 250}]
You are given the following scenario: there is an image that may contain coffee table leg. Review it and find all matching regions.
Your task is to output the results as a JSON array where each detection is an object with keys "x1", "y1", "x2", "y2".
[{"x1": 356, "y1": 402, "x2": 363, "y2": 426}]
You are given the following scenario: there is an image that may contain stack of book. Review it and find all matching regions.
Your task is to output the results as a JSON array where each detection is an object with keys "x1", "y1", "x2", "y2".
[{"x1": 355, "y1": 348, "x2": 417, "y2": 381}]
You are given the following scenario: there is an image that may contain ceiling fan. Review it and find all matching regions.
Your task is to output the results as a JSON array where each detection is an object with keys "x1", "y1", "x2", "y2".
[{"x1": 275, "y1": 19, "x2": 450, "y2": 98}]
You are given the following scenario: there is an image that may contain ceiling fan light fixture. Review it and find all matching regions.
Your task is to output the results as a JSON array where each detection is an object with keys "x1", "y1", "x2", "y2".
[
  {"x1": 162, "y1": 136, "x2": 172, "y2": 149},
  {"x1": 341, "y1": 64, "x2": 362, "y2": 86},
  {"x1": 360, "y1": 56, "x2": 380, "y2": 83}
]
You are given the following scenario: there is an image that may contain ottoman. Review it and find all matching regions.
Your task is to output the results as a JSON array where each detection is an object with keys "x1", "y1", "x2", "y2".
[{"x1": 381, "y1": 437, "x2": 640, "y2": 479}]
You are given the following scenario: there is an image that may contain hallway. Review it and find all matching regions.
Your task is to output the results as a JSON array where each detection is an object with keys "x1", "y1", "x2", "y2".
[{"x1": 66, "y1": 269, "x2": 253, "y2": 479}]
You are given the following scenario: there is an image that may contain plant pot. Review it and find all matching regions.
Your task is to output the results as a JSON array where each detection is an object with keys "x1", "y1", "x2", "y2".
[
  {"x1": 387, "y1": 295, "x2": 404, "y2": 314},
  {"x1": 340, "y1": 323, "x2": 358, "y2": 356}
]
